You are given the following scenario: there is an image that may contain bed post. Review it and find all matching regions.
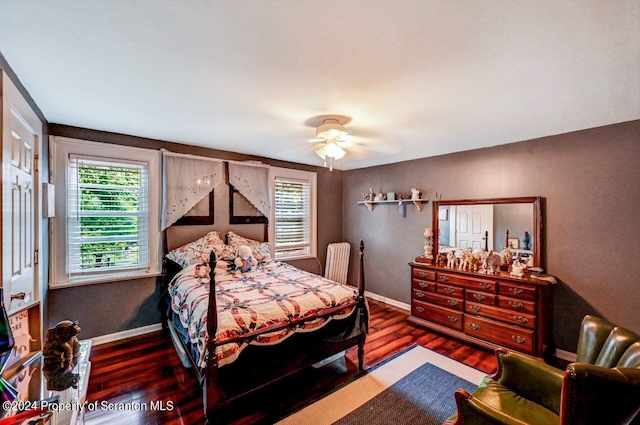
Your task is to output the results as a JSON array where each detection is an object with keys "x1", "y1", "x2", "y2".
[
  {"x1": 357, "y1": 239, "x2": 366, "y2": 371},
  {"x1": 204, "y1": 251, "x2": 221, "y2": 420}
]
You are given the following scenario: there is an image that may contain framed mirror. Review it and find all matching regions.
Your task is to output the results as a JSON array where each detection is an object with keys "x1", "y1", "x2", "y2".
[{"x1": 432, "y1": 197, "x2": 542, "y2": 267}]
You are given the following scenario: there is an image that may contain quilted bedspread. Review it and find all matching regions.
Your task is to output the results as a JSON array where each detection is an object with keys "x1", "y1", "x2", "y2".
[{"x1": 169, "y1": 260, "x2": 361, "y2": 368}]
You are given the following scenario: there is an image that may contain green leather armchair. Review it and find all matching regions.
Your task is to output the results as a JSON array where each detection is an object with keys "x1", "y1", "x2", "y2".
[{"x1": 444, "y1": 315, "x2": 640, "y2": 425}]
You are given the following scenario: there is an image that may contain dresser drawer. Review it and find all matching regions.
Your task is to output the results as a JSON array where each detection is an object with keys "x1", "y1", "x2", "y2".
[
  {"x1": 422, "y1": 291, "x2": 464, "y2": 311},
  {"x1": 464, "y1": 315, "x2": 535, "y2": 354},
  {"x1": 437, "y1": 272, "x2": 497, "y2": 293},
  {"x1": 412, "y1": 279, "x2": 436, "y2": 292},
  {"x1": 412, "y1": 268, "x2": 436, "y2": 281},
  {"x1": 437, "y1": 284, "x2": 464, "y2": 298},
  {"x1": 412, "y1": 288, "x2": 431, "y2": 302},
  {"x1": 412, "y1": 300, "x2": 463, "y2": 331},
  {"x1": 497, "y1": 297, "x2": 536, "y2": 315},
  {"x1": 465, "y1": 303, "x2": 536, "y2": 329},
  {"x1": 499, "y1": 282, "x2": 537, "y2": 301},
  {"x1": 465, "y1": 290, "x2": 497, "y2": 306}
]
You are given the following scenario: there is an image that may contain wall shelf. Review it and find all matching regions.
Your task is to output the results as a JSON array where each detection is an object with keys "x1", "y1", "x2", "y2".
[{"x1": 358, "y1": 199, "x2": 429, "y2": 214}]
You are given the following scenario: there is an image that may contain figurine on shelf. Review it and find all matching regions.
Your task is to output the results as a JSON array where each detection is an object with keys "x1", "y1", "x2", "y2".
[
  {"x1": 436, "y1": 253, "x2": 447, "y2": 266},
  {"x1": 411, "y1": 188, "x2": 421, "y2": 200},
  {"x1": 43, "y1": 320, "x2": 81, "y2": 362},
  {"x1": 458, "y1": 248, "x2": 473, "y2": 270},
  {"x1": 375, "y1": 192, "x2": 386, "y2": 201},
  {"x1": 481, "y1": 250, "x2": 501, "y2": 274},
  {"x1": 510, "y1": 260, "x2": 526, "y2": 278},
  {"x1": 499, "y1": 246, "x2": 512, "y2": 267},
  {"x1": 446, "y1": 251, "x2": 457, "y2": 269},
  {"x1": 523, "y1": 231, "x2": 531, "y2": 250},
  {"x1": 423, "y1": 228, "x2": 434, "y2": 260}
]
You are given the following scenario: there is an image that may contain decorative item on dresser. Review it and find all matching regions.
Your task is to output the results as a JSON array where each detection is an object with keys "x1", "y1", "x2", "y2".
[{"x1": 408, "y1": 196, "x2": 555, "y2": 359}]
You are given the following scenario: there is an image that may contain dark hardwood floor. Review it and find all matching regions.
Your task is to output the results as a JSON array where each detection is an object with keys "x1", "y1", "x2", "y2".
[{"x1": 85, "y1": 299, "x2": 497, "y2": 425}]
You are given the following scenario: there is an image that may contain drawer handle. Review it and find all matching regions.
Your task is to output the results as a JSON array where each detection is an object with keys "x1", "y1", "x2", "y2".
[
  {"x1": 415, "y1": 292, "x2": 425, "y2": 298},
  {"x1": 512, "y1": 335, "x2": 527, "y2": 344},
  {"x1": 10, "y1": 292, "x2": 26, "y2": 300},
  {"x1": 418, "y1": 282, "x2": 428, "y2": 288},
  {"x1": 508, "y1": 301, "x2": 523, "y2": 308},
  {"x1": 480, "y1": 282, "x2": 492, "y2": 289},
  {"x1": 416, "y1": 306, "x2": 425, "y2": 313},
  {"x1": 443, "y1": 287, "x2": 454, "y2": 295},
  {"x1": 510, "y1": 288, "x2": 524, "y2": 295},
  {"x1": 447, "y1": 300, "x2": 458, "y2": 307},
  {"x1": 473, "y1": 293, "x2": 486, "y2": 301},
  {"x1": 440, "y1": 276, "x2": 450, "y2": 282},
  {"x1": 419, "y1": 271, "x2": 427, "y2": 277},
  {"x1": 514, "y1": 316, "x2": 528, "y2": 324},
  {"x1": 469, "y1": 305, "x2": 481, "y2": 313},
  {"x1": 469, "y1": 323, "x2": 480, "y2": 330},
  {"x1": 447, "y1": 315, "x2": 458, "y2": 323}
]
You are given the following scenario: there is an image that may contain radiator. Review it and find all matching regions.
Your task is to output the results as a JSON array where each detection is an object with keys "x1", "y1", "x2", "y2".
[{"x1": 325, "y1": 242, "x2": 351, "y2": 285}]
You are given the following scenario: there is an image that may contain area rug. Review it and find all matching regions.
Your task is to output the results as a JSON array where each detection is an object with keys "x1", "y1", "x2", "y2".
[{"x1": 276, "y1": 345, "x2": 487, "y2": 425}]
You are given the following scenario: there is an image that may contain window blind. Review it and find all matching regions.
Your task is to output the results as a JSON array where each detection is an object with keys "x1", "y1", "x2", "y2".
[
  {"x1": 274, "y1": 177, "x2": 311, "y2": 258},
  {"x1": 68, "y1": 155, "x2": 149, "y2": 276}
]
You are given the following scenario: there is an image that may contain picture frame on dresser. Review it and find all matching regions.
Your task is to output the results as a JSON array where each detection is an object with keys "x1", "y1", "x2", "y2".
[{"x1": 408, "y1": 196, "x2": 554, "y2": 360}]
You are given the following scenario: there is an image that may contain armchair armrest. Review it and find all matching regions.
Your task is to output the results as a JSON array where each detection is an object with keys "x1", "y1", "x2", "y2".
[
  {"x1": 560, "y1": 364, "x2": 640, "y2": 425},
  {"x1": 496, "y1": 350, "x2": 564, "y2": 414}
]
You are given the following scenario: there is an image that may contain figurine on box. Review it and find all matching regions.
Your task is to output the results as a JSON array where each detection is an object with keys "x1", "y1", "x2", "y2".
[{"x1": 43, "y1": 320, "x2": 81, "y2": 361}]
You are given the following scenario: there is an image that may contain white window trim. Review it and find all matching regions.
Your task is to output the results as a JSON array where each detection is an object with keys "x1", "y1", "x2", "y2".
[
  {"x1": 269, "y1": 167, "x2": 317, "y2": 261},
  {"x1": 49, "y1": 136, "x2": 161, "y2": 288}
]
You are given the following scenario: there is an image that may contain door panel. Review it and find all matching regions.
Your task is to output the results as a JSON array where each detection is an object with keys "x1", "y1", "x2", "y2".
[
  {"x1": 2, "y1": 72, "x2": 41, "y2": 313},
  {"x1": 7, "y1": 109, "x2": 36, "y2": 309},
  {"x1": 456, "y1": 205, "x2": 494, "y2": 251}
]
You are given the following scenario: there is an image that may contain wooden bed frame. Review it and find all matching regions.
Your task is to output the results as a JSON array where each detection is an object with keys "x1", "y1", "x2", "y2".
[{"x1": 161, "y1": 239, "x2": 368, "y2": 421}]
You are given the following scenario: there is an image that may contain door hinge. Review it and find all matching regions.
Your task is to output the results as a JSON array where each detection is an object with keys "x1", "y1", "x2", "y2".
[
  {"x1": 34, "y1": 249, "x2": 39, "y2": 266},
  {"x1": 34, "y1": 155, "x2": 39, "y2": 172}
]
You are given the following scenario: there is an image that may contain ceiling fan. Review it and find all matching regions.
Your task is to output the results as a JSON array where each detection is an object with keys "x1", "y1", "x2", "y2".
[
  {"x1": 308, "y1": 117, "x2": 350, "y2": 171},
  {"x1": 305, "y1": 114, "x2": 403, "y2": 170}
]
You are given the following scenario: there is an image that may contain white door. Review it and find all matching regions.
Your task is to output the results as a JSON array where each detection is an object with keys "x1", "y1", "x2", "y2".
[
  {"x1": 2, "y1": 72, "x2": 42, "y2": 312},
  {"x1": 455, "y1": 205, "x2": 494, "y2": 251}
]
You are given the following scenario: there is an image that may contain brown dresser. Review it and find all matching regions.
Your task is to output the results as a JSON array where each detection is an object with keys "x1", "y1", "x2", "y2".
[{"x1": 408, "y1": 262, "x2": 554, "y2": 357}]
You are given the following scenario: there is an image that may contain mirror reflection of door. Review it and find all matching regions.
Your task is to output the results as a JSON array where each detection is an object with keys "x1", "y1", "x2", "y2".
[{"x1": 455, "y1": 205, "x2": 494, "y2": 251}]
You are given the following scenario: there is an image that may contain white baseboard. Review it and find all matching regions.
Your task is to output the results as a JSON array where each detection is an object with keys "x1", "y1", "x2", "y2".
[
  {"x1": 364, "y1": 291, "x2": 410, "y2": 312},
  {"x1": 555, "y1": 348, "x2": 577, "y2": 362},
  {"x1": 90, "y1": 323, "x2": 163, "y2": 346}
]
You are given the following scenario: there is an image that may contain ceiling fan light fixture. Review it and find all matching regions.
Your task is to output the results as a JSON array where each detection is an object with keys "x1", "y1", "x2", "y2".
[
  {"x1": 310, "y1": 117, "x2": 349, "y2": 170},
  {"x1": 315, "y1": 118, "x2": 348, "y2": 140},
  {"x1": 324, "y1": 141, "x2": 346, "y2": 160}
]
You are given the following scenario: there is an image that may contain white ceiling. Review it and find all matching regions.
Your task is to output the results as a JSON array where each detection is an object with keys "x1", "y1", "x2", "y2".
[{"x1": 1, "y1": 1, "x2": 638, "y2": 170}]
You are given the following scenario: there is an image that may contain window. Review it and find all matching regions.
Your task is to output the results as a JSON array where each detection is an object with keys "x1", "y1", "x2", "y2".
[
  {"x1": 270, "y1": 168, "x2": 317, "y2": 260},
  {"x1": 51, "y1": 137, "x2": 161, "y2": 287}
]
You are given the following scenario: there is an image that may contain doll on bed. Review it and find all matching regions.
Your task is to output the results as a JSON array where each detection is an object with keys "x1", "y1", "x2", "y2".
[{"x1": 234, "y1": 245, "x2": 258, "y2": 272}]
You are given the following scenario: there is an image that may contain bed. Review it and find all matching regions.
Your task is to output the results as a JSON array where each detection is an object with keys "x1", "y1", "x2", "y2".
[{"x1": 160, "y1": 230, "x2": 368, "y2": 421}]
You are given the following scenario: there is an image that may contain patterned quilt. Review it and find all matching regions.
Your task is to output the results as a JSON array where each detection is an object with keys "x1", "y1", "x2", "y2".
[{"x1": 169, "y1": 260, "x2": 361, "y2": 368}]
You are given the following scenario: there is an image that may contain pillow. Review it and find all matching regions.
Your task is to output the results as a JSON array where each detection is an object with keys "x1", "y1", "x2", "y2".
[
  {"x1": 226, "y1": 231, "x2": 272, "y2": 262},
  {"x1": 166, "y1": 231, "x2": 236, "y2": 268}
]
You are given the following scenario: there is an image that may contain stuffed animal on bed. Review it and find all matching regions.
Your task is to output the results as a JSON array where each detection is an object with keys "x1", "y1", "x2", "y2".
[{"x1": 234, "y1": 245, "x2": 258, "y2": 272}]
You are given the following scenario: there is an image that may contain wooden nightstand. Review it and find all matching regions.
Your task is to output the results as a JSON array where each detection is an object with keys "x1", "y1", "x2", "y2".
[{"x1": 1, "y1": 340, "x2": 91, "y2": 425}]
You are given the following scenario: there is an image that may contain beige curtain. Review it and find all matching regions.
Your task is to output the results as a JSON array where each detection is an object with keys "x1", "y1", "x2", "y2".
[
  {"x1": 228, "y1": 162, "x2": 271, "y2": 217},
  {"x1": 162, "y1": 151, "x2": 224, "y2": 230}
]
